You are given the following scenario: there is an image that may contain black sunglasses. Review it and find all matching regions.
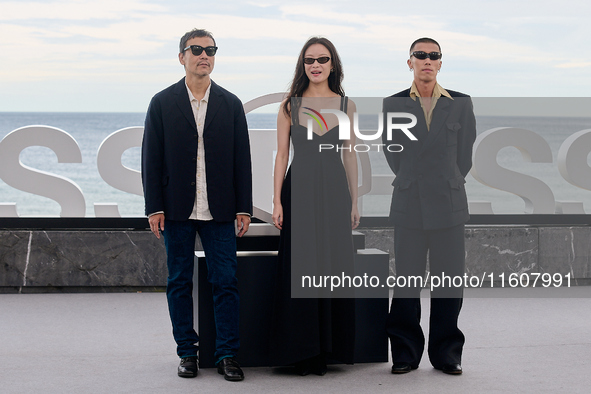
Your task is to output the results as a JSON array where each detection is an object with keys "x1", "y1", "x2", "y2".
[
  {"x1": 183, "y1": 45, "x2": 218, "y2": 56},
  {"x1": 411, "y1": 51, "x2": 442, "y2": 60},
  {"x1": 303, "y1": 56, "x2": 331, "y2": 65}
]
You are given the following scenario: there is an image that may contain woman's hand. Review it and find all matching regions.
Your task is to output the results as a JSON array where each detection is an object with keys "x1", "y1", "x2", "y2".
[
  {"x1": 351, "y1": 204, "x2": 360, "y2": 230},
  {"x1": 272, "y1": 203, "x2": 284, "y2": 230}
]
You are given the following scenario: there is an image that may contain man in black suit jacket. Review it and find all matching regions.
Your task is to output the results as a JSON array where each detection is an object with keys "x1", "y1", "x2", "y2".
[
  {"x1": 382, "y1": 37, "x2": 476, "y2": 375},
  {"x1": 141, "y1": 29, "x2": 252, "y2": 381}
]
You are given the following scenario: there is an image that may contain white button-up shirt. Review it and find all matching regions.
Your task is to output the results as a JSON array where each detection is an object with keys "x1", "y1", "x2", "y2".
[{"x1": 186, "y1": 81, "x2": 213, "y2": 221}]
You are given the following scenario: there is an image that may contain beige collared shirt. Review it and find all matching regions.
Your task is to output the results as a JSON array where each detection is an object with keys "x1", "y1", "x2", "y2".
[
  {"x1": 409, "y1": 81, "x2": 453, "y2": 130},
  {"x1": 186, "y1": 81, "x2": 213, "y2": 221}
]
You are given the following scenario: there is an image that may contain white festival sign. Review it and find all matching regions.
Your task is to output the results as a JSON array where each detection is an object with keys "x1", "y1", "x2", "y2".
[{"x1": 0, "y1": 94, "x2": 590, "y2": 217}]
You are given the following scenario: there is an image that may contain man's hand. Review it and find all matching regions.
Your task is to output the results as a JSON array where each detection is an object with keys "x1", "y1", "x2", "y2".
[
  {"x1": 236, "y1": 214, "x2": 251, "y2": 237},
  {"x1": 148, "y1": 213, "x2": 165, "y2": 239}
]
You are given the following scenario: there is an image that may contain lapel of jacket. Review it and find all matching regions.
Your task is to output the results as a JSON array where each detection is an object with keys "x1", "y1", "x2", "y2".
[
  {"x1": 173, "y1": 77, "x2": 197, "y2": 131},
  {"x1": 403, "y1": 97, "x2": 427, "y2": 154},
  {"x1": 418, "y1": 96, "x2": 451, "y2": 155},
  {"x1": 204, "y1": 80, "x2": 223, "y2": 135}
]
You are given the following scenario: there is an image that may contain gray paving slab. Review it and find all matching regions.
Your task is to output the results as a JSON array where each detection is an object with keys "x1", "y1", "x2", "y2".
[{"x1": 1, "y1": 287, "x2": 590, "y2": 393}]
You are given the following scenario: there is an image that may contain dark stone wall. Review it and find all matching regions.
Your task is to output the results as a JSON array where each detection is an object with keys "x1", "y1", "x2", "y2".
[
  {"x1": 360, "y1": 226, "x2": 591, "y2": 286},
  {"x1": 1, "y1": 226, "x2": 590, "y2": 291},
  {"x1": 0, "y1": 231, "x2": 167, "y2": 289}
]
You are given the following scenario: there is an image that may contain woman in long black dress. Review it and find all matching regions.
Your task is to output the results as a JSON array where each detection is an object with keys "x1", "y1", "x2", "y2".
[{"x1": 270, "y1": 37, "x2": 359, "y2": 376}]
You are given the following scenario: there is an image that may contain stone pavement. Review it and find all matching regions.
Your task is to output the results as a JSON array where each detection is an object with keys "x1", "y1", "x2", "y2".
[{"x1": 1, "y1": 287, "x2": 590, "y2": 393}]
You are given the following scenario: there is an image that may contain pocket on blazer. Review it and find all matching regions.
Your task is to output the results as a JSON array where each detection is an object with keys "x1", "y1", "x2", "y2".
[
  {"x1": 391, "y1": 177, "x2": 412, "y2": 212},
  {"x1": 446, "y1": 122, "x2": 461, "y2": 146},
  {"x1": 448, "y1": 176, "x2": 468, "y2": 211}
]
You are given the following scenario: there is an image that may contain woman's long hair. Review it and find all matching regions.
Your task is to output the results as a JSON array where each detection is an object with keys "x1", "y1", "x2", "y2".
[{"x1": 282, "y1": 37, "x2": 344, "y2": 117}]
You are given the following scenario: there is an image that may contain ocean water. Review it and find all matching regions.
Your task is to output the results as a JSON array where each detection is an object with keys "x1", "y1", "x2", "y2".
[{"x1": 1, "y1": 112, "x2": 590, "y2": 217}]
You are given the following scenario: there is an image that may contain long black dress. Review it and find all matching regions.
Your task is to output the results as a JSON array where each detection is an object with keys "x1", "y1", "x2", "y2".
[{"x1": 270, "y1": 97, "x2": 356, "y2": 366}]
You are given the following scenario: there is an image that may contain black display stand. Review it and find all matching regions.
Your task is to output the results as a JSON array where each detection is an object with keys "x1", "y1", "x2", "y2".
[{"x1": 194, "y1": 230, "x2": 390, "y2": 368}]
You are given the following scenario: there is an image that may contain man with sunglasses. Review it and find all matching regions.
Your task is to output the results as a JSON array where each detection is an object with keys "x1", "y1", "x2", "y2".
[
  {"x1": 142, "y1": 28, "x2": 252, "y2": 381},
  {"x1": 382, "y1": 37, "x2": 476, "y2": 376}
]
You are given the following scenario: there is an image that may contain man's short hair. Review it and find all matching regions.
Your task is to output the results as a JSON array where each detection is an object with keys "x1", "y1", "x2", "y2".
[
  {"x1": 409, "y1": 37, "x2": 441, "y2": 53},
  {"x1": 179, "y1": 29, "x2": 216, "y2": 53}
]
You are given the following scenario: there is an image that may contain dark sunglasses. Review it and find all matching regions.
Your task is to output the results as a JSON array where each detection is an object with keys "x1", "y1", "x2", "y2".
[
  {"x1": 183, "y1": 45, "x2": 218, "y2": 56},
  {"x1": 411, "y1": 51, "x2": 442, "y2": 60},
  {"x1": 303, "y1": 56, "x2": 331, "y2": 65}
]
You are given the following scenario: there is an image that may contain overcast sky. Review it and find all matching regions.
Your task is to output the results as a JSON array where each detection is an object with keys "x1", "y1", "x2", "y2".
[{"x1": 1, "y1": 0, "x2": 590, "y2": 113}]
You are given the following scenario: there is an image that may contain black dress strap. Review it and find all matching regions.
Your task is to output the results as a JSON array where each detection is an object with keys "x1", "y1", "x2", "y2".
[
  {"x1": 341, "y1": 96, "x2": 348, "y2": 113},
  {"x1": 290, "y1": 97, "x2": 302, "y2": 126}
]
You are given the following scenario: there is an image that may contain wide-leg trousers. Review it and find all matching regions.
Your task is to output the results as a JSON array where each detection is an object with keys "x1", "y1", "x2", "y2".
[{"x1": 386, "y1": 224, "x2": 465, "y2": 368}]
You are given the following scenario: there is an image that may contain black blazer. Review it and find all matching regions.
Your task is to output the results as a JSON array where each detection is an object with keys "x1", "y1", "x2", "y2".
[
  {"x1": 141, "y1": 78, "x2": 252, "y2": 222},
  {"x1": 382, "y1": 88, "x2": 476, "y2": 230}
]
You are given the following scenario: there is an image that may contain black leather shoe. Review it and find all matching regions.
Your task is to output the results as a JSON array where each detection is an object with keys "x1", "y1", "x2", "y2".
[
  {"x1": 178, "y1": 357, "x2": 198, "y2": 378},
  {"x1": 391, "y1": 362, "x2": 415, "y2": 374},
  {"x1": 217, "y1": 357, "x2": 244, "y2": 381},
  {"x1": 294, "y1": 359, "x2": 312, "y2": 376},
  {"x1": 439, "y1": 363, "x2": 462, "y2": 375},
  {"x1": 311, "y1": 354, "x2": 328, "y2": 376}
]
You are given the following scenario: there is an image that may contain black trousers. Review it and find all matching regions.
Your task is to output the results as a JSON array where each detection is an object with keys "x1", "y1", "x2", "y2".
[{"x1": 386, "y1": 224, "x2": 466, "y2": 368}]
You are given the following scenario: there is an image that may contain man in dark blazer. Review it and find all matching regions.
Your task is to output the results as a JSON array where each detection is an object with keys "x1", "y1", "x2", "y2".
[
  {"x1": 382, "y1": 37, "x2": 476, "y2": 375},
  {"x1": 142, "y1": 28, "x2": 252, "y2": 381}
]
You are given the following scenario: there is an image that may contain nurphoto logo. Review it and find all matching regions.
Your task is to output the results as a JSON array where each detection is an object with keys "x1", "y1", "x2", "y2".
[{"x1": 305, "y1": 109, "x2": 418, "y2": 153}]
